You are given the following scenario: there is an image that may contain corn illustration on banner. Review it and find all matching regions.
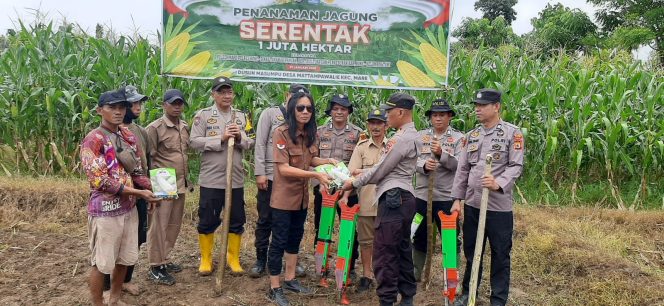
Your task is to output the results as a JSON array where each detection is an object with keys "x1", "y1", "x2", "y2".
[{"x1": 162, "y1": 0, "x2": 452, "y2": 90}]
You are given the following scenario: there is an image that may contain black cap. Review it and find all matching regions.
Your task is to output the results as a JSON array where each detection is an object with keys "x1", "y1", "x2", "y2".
[
  {"x1": 123, "y1": 85, "x2": 147, "y2": 103},
  {"x1": 163, "y1": 89, "x2": 187, "y2": 105},
  {"x1": 367, "y1": 108, "x2": 387, "y2": 122},
  {"x1": 288, "y1": 83, "x2": 309, "y2": 94},
  {"x1": 425, "y1": 98, "x2": 456, "y2": 117},
  {"x1": 325, "y1": 93, "x2": 353, "y2": 116},
  {"x1": 211, "y1": 76, "x2": 232, "y2": 91},
  {"x1": 98, "y1": 89, "x2": 129, "y2": 107},
  {"x1": 380, "y1": 93, "x2": 415, "y2": 110},
  {"x1": 474, "y1": 88, "x2": 501, "y2": 104}
]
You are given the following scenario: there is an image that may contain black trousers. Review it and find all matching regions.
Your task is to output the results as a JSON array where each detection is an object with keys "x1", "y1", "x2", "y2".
[
  {"x1": 313, "y1": 185, "x2": 360, "y2": 270},
  {"x1": 254, "y1": 180, "x2": 273, "y2": 260},
  {"x1": 412, "y1": 198, "x2": 460, "y2": 253},
  {"x1": 197, "y1": 187, "x2": 246, "y2": 235},
  {"x1": 461, "y1": 205, "x2": 514, "y2": 306},
  {"x1": 267, "y1": 207, "x2": 307, "y2": 276},
  {"x1": 103, "y1": 199, "x2": 148, "y2": 290},
  {"x1": 373, "y1": 189, "x2": 417, "y2": 304}
]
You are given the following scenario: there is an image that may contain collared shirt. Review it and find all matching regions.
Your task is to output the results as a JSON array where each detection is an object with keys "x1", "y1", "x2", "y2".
[
  {"x1": 146, "y1": 115, "x2": 190, "y2": 193},
  {"x1": 348, "y1": 136, "x2": 387, "y2": 216},
  {"x1": 124, "y1": 122, "x2": 149, "y2": 172},
  {"x1": 313, "y1": 122, "x2": 362, "y2": 186},
  {"x1": 81, "y1": 127, "x2": 151, "y2": 217},
  {"x1": 451, "y1": 120, "x2": 525, "y2": 212},
  {"x1": 414, "y1": 126, "x2": 465, "y2": 201},
  {"x1": 353, "y1": 122, "x2": 421, "y2": 201},
  {"x1": 190, "y1": 104, "x2": 254, "y2": 189},
  {"x1": 271, "y1": 125, "x2": 319, "y2": 211},
  {"x1": 254, "y1": 105, "x2": 286, "y2": 180}
]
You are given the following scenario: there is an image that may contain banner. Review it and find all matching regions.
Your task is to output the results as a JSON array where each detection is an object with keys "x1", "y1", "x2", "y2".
[{"x1": 162, "y1": 0, "x2": 452, "y2": 90}]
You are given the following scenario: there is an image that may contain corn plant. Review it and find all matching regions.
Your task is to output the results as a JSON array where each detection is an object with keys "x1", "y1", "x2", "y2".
[{"x1": 0, "y1": 19, "x2": 662, "y2": 208}]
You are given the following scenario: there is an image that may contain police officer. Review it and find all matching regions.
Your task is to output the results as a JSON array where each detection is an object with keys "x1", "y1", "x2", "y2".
[
  {"x1": 145, "y1": 89, "x2": 190, "y2": 285},
  {"x1": 342, "y1": 107, "x2": 388, "y2": 293},
  {"x1": 342, "y1": 93, "x2": 422, "y2": 306},
  {"x1": 412, "y1": 99, "x2": 464, "y2": 281},
  {"x1": 451, "y1": 89, "x2": 525, "y2": 306},
  {"x1": 313, "y1": 93, "x2": 362, "y2": 275},
  {"x1": 190, "y1": 77, "x2": 254, "y2": 276},
  {"x1": 251, "y1": 84, "x2": 309, "y2": 278}
]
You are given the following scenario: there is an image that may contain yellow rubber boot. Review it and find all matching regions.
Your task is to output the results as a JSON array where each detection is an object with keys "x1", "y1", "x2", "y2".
[
  {"x1": 198, "y1": 233, "x2": 214, "y2": 276},
  {"x1": 227, "y1": 233, "x2": 245, "y2": 274}
]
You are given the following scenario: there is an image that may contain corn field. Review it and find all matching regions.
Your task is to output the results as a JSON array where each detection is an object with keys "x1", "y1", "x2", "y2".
[{"x1": 0, "y1": 22, "x2": 662, "y2": 209}]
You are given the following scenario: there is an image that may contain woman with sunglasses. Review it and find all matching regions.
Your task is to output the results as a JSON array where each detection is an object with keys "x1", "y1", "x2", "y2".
[{"x1": 266, "y1": 91, "x2": 335, "y2": 306}]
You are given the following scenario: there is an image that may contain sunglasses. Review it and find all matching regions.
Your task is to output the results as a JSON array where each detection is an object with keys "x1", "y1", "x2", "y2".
[{"x1": 296, "y1": 105, "x2": 313, "y2": 113}]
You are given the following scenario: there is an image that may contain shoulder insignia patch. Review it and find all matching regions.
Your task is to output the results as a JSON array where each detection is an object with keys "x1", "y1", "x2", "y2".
[{"x1": 276, "y1": 139, "x2": 286, "y2": 150}]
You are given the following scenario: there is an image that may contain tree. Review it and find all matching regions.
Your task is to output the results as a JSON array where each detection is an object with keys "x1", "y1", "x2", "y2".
[
  {"x1": 530, "y1": 4, "x2": 600, "y2": 52},
  {"x1": 587, "y1": 0, "x2": 664, "y2": 66},
  {"x1": 474, "y1": 0, "x2": 518, "y2": 25},
  {"x1": 452, "y1": 16, "x2": 519, "y2": 49}
]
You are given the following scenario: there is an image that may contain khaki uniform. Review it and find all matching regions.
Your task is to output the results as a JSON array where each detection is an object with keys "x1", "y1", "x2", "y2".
[
  {"x1": 414, "y1": 127, "x2": 465, "y2": 201},
  {"x1": 145, "y1": 115, "x2": 189, "y2": 266},
  {"x1": 190, "y1": 105, "x2": 254, "y2": 189},
  {"x1": 146, "y1": 116, "x2": 190, "y2": 193},
  {"x1": 271, "y1": 125, "x2": 319, "y2": 210},
  {"x1": 254, "y1": 106, "x2": 286, "y2": 180},
  {"x1": 347, "y1": 136, "x2": 386, "y2": 246},
  {"x1": 348, "y1": 136, "x2": 386, "y2": 216},
  {"x1": 451, "y1": 120, "x2": 525, "y2": 211}
]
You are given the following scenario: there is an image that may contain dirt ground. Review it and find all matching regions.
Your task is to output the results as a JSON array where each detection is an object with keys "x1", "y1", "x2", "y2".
[{"x1": 1, "y1": 177, "x2": 663, "y2": 306}]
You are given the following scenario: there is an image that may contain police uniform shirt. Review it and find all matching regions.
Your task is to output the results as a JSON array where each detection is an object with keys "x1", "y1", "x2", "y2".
[
  {"x1": 414, "y1": 126, "x2": 465, "y2": 202},
  {"x1": 347, "y1": 136, "x2": 387, "y2": 217},
  {"x1": 313, "y1": 122, "x2": 362, "y2": 186},
  {"x1": 146, "y1": 115, "x2": 190, "y2": 193},
  {"x1": 353, "y1": 122, "x2": 421, "y2": 201},
  {"x1": 189, "y1": 104, "x2": 255, "y2": 189},
  {"x1": 254, "y1": 106, "x2": 286, "y2": 180},
  {"x1": 451, "y1": 120, "x2": 525, "y2": 212}
]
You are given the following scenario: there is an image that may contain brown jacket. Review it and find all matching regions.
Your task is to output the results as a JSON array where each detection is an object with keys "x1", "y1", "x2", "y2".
[{"x1": 271, "y1": 125, "x2": 319, "y2": 211}]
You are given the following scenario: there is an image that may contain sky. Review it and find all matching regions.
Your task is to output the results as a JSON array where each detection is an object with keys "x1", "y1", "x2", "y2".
[{"x1": 0, "y1": 0, "x2": 651, "y2": 59}]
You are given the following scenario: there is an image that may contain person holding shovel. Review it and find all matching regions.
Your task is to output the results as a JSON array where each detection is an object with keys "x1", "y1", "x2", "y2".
[
  {"x1": 190, "y1": 76, "x2": 254, "y2": 276},
  {"x1": 411, "y1": 99, "x2": 464, "y2": 281},
  {"x1": 450, "y1": 89, "x2": 525, "y2": 306}
]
